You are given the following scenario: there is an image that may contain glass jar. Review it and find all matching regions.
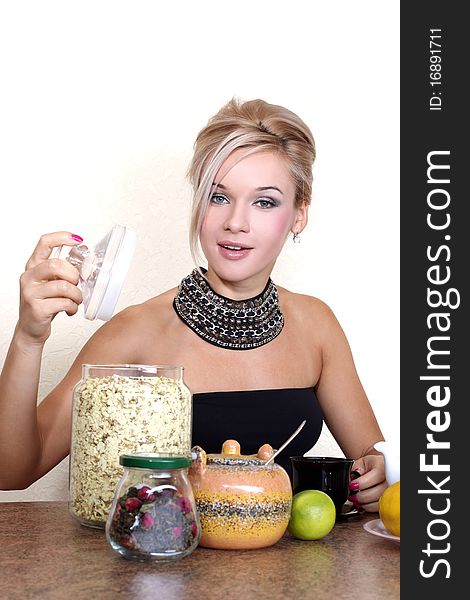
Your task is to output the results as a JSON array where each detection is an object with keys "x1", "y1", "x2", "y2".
[
  {"x1": 69, "y1": 364, "x2": 192, "y2": 528},
  {"x1": 106, "y1": 453, "x2": 200, "y2": 561}
]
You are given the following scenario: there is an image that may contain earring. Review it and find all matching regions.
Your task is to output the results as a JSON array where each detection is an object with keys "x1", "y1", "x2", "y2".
[{"x1": 293, "y1": 231, "x2": 301, "y2": 244}]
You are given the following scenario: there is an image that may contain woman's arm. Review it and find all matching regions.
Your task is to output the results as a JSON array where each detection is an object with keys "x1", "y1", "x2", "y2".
[
  {"x1": 0, "y1": 302, "x2": 144, "y2": 489},
  {"x1": 312, "y1": 300, "x2": 387, "y2": 511},
  {"x1": 0, "y1": 232, "x2": 83, "y2": 489}
]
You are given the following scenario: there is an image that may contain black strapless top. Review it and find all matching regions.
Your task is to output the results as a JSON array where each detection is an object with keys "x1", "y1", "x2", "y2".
[{"x1": 192, "y1": 387, "x2": 323, "y2": 482}]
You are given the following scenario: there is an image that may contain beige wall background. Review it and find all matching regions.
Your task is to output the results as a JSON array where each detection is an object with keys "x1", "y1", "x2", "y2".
[{"x1": 0, "y1": 1, "x2": 399, "y2": 501}]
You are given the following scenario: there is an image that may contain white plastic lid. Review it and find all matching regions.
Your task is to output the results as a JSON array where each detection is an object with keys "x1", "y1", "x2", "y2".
[{"x1": 82, "y1": 225, "x2": 137, "y2": 320}]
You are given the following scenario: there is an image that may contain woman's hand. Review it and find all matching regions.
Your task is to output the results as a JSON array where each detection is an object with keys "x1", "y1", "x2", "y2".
[
  {"x1": 350, "y1": 454, "x2": 387, "y2": 513},
  {"x1": 17, "y1": 232, "x2": 84, "y2": 345}
]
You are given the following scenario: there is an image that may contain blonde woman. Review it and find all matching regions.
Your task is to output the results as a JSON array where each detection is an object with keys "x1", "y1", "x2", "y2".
[{"x1": 0, "y1": 98, "x2": 386, "y2": 511}]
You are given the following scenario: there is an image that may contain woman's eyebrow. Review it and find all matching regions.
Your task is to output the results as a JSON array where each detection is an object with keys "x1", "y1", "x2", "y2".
[
  {"x1": 212, "y1": 183, "x2": 284, "y2": 195},
  {"x1": 256, "y1": 186, "x2": 284, "y2": 194}
]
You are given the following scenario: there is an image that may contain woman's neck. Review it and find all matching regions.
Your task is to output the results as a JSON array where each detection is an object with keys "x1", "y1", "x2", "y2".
[{"x1": 203, "y1": 267, "x2": 272, "y2": 300}]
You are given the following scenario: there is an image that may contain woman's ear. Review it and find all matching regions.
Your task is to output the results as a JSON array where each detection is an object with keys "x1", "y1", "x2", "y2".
[{"x1": 292, "y1": 202, "x2": 309, "y2": 234}]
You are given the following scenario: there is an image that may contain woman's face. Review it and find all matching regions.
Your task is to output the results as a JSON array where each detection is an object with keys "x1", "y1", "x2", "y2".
[{"x1": 200, "y1": 149, "x2": 307, "y2": 296}]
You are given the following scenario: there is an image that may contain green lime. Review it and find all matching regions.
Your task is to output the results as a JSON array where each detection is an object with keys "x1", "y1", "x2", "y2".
[{"x1": 288, "y1": 490, "x2": 336, "y2": 540}]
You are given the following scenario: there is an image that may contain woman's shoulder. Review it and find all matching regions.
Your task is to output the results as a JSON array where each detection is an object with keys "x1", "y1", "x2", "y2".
[
  {"x1": 111, "y1": 287, "x2": 179, "y2": 329},
  {"x1": 88, "y1": 286, "x2": 180, "y2": 347},
  {"x1": 64, "y1": 287, "x2": 181, "y2": 371},
  {"x1": 278, "y1": 286, "x2": 336, "y2": 321},
  {"x1": 277, "y1": 285, "x2": 344, "y2": 342}
]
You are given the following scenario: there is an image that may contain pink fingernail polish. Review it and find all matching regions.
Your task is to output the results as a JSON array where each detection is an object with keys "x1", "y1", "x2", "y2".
[
  {"x1": 348, "y1": 494, "x2": 357, "y2": 502},
  {"x1": 349, "y1": 481, "x2": 360, "y2": 491},
  {"x1": 71, "y1": 234, "x2": 83, "y2": 243}
]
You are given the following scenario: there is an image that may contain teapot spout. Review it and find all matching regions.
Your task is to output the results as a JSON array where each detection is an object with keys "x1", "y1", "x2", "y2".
[
  {"x1": 373, "y1": 441, "x2": 387, "y2": 454},
  {"x1": 374, "y1": 440, "x2": 400, "y2": 486}
]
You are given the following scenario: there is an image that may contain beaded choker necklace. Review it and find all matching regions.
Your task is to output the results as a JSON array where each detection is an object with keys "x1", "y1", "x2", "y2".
[{"x1": 173, "y1": 268, "x2": 284, "y2": 350}]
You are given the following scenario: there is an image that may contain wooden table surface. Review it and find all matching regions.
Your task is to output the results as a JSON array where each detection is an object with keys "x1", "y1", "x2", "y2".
[{"x1": 0, "y1": 501, "x2": 399, "y2": 600}]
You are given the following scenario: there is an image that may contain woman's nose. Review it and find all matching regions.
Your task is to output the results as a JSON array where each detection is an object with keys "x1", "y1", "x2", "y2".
[{"x1": 223, "y1": 204, "x2": 250, "y2": 233}]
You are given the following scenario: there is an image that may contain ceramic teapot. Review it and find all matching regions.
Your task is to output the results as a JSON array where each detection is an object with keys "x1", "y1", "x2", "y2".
[
  {"x1": 374, "y1": 441, "x2": 400, "y2": 485},
  {"x1": 189, "y1": 439, "x2": 292, "y2": 550}
]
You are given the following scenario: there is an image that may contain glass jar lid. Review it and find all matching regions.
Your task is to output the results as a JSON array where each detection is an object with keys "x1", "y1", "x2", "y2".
[
  {"x1": 51, "y1": 224, "x2": 137, "y2": 321},
  {"x1": 119, "y1": 453, "x2": 191, "y2": 469}
]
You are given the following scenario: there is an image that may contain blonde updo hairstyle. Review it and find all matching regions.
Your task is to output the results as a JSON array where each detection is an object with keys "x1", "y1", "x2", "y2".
[{"x1": 187, "y1": 97, "x2": 316, "y2": 264}]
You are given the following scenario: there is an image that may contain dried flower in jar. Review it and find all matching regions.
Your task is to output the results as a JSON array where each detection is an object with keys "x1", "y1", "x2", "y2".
[{"x1": 107, "y1": 484, "x2": 199, "y2": 556}]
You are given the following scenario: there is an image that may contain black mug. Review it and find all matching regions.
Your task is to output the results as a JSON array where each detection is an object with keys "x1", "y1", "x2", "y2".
[{"x1": 290, "y1": 456, "x2": 355, "y2": 520}]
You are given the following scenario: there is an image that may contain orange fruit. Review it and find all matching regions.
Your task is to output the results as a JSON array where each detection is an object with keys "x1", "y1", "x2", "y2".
[{"x1": 378, "y1": 481, "x2": 400, "y2": 537}]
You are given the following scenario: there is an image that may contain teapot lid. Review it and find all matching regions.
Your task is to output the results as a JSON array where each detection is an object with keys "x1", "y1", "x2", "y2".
[{"x1": 204, "y1": 439, "x2": 274, "y2": 466}]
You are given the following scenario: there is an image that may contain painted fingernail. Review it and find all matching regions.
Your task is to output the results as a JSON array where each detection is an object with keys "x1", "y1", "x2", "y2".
[
  {"x1": 348, "y1": 494, "x2": 357, "y2": 502},
  {"x1": 353, "y1": 499, "x2": 363, "y2": 509},
  {"x1": 71, "y1": 234, "x2": 83, "y2": 243},
  {"x1": 349, "y1": 481, "x2": 360, "y2": 491}
]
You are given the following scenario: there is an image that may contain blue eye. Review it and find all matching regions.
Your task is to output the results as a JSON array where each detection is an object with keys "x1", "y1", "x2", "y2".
[
  {"x1": 210, "y1": 194, "x2": 229, "y2": 205},
  {"x1": 255, "y1": 198, "x2": 278, "y2": 209}
]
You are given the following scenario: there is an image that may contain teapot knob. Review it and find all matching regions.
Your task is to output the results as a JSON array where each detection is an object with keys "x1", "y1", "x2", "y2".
[
  {"x1": 222, "y1": 440, "x2": 241, "y2": 456},
  {"x1": 257, "y1": 444, "x2": 274, "y2": 461}
]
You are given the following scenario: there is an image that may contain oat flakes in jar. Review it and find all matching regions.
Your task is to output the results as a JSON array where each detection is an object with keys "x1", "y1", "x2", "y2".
[{"x1": 69, "y1": 364, "x2": 192, "y2": 528}]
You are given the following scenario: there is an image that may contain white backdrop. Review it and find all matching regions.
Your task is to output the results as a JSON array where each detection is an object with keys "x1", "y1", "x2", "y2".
[{"x1": 0, "y1": 1, "x2": 399, "y2": 500}]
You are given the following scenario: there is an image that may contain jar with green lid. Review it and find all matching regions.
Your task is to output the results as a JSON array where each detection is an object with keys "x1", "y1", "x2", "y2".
[
  {"x1": 69, "y1": 364, "x2": 192, "y2": 529},
  {"x1": 105, "y1": 453, "x2": 200, "y2": 561}
]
